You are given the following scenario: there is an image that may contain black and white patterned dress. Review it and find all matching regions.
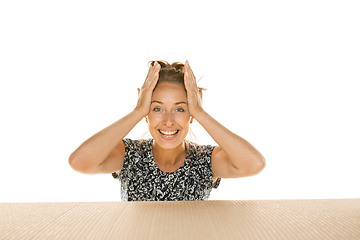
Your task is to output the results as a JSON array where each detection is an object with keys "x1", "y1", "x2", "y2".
[{"x1": 112, "y1": 138, "x2": 221, "y2": 201}]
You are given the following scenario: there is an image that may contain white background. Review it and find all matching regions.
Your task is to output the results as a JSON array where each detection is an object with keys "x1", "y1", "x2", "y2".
[{"x1": 1, "y1": 0, "x2": 359, "y2": 202}]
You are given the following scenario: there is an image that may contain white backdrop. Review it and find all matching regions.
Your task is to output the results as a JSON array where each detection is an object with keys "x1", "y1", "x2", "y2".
[{"x1": 1, "y1": 0, "x2": 359, "y2": 202}]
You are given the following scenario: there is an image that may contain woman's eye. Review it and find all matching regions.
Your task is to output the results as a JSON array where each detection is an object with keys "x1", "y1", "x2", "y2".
[
  {"x1": 176, "y1": 108, "x2": 185, "y2": 112},
  {"x1": 153, "y1": 107, "x2": 161, "y2": 112}
]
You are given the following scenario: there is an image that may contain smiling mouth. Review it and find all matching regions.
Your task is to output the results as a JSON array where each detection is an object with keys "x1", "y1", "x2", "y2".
[{"x1": 158, "y1": 130, "x2": 179, "y2": 136}]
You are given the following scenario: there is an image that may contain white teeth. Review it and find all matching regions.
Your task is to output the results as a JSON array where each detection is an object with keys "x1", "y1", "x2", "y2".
[{"x1": 159, "y1": 130, "x2": 178, "y2": 136}]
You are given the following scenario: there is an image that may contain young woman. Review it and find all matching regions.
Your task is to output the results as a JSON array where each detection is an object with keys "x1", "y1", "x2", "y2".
[{"x1": 69, "y1": 60, "x2": 266, "y2": 201}]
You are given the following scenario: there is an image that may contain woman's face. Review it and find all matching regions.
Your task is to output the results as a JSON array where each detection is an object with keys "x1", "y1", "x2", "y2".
[{"x1": 148, "y1": 82, "x2": 191, "y2": 150}]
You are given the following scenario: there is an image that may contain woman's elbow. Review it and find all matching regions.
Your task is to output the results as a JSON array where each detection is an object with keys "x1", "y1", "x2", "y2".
[
  {"x1": 68, "y1": 154, "x2": 94, "y2": 174},
  {"x1": 258, "y1": 155, "x2": 266, "y2": 173},
  {"x1": 68, "y1": 154, "x2": 82, "y2": 172},
  {"x1": 250, "y1": 154, "x2": 266, "y2": 176}
]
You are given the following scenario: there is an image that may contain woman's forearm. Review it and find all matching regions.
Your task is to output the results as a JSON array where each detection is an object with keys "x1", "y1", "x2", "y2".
[
  {"x1": 195, "y1": 110, "x2": 265, "y2": 170},
  {"x1": 69, "y1": 62, "x2": 160, "y2": 173},
  {"x1": 69, "y1": 109, "x2": 144, "y2": 169}
]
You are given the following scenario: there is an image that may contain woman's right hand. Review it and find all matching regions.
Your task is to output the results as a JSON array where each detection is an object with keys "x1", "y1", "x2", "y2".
[{"x1": 135, "y1": 61, "x2": 161, "y2": 117}]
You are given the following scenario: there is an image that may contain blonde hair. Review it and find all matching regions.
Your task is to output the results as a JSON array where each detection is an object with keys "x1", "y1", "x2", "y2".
[{"x1": 149, "y1": 60, "x2": 206, "y2": 92}]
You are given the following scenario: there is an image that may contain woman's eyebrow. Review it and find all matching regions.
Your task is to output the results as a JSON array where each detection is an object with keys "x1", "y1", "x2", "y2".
[
  {"x1": 151, "y1": 100, "x2": 187, "y2": 105},
  {"x1": 175, "y1": 101, "x2": 187, "y2": 105}
]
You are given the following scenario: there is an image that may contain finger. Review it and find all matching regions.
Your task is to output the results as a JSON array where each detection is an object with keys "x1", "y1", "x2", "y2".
[
  {"x1": 184, "y1": 69, "x2": 191, "y2": 90},
  {"x1": 143, "y1": 66, "x2": 154, "y2": 86},
  {"x1": 149, "y1": 63, "x2": 160, "y2": 87},
  {"x1": 184, "y1": 69, "x2": 192, "y2": 92},
  {"x1": 144, "y1": 62, "x2": 160, "y2": 92},
  {"x1": 143, "y1": 62, "x2": 160, "y2": 88},
  {"x1": 186, "y1": 61, "x2": 196, "y2": 82},
  {"x1": 184, "y1": 61, "x2": 197, "y2": 90},
  {"x1": 147, "y1": 62, "x2": 159, "y2": 75}
]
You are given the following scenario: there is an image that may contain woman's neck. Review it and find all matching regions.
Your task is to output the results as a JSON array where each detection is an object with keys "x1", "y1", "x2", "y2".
[{"x1": 152, "y1": 140, "x2": 186, "y2": 168}]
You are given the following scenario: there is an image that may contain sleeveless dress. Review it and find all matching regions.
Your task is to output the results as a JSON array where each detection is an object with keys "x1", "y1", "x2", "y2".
[{"x1": 112, "y1": 138, "x2": 221, "y2": 201}]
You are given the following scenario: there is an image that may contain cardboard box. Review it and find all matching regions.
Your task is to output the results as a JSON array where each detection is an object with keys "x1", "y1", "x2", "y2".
[{"x1": 1, "y1": 199, "x2": 360, "y2": 239}]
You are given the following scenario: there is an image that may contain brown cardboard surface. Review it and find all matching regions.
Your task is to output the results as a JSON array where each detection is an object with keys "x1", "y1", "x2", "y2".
[{"x1": 1, "y1": 199, "x2": 360, "y2": 240}]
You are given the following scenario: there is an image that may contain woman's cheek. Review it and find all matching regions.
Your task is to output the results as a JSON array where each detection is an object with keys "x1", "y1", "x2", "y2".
[
  {"x1": 175, "y1": 115, "x2": 191, "y2": 126},
  {"x1": 148, "y1": 112, "x2": 162, "y2": 122}
]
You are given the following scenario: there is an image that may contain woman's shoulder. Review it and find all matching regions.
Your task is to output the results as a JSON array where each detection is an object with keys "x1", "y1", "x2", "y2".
[
  {"x1": 187, "y1": 141, "x2": 216, "y2": 157},
  {"x1": 123, "y1": 138, "x2": 153, "y2": 151}
]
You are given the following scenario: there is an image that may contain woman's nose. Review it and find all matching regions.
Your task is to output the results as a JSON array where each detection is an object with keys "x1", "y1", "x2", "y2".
[{"x1": 162, "y1": 112, "x2": 174, "y2": 126}]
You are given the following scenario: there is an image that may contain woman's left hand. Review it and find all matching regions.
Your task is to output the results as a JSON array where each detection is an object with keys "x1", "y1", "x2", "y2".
[{"x1": 184, "y1": 60, "x2": 204, "y2": 119}]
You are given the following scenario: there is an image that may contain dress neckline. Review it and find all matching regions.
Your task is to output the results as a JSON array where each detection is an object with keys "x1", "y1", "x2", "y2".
[{"x1": 149, "y1": 139, "x2": 189, "y2": 174}]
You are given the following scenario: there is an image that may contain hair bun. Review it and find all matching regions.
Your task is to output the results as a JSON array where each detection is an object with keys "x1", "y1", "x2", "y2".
[
  {"x1": 149, "y1": 60, "x2": 184, "y2": 73},
  {"x1": 149, "y1": 60, "x2": 168, "y2": 68},
  {"x1": 148, "y1": 60, "x2": 206, "y2": 91},
  {"x1": 170, "y1": 62, "x2": 185, "y2": 73}
]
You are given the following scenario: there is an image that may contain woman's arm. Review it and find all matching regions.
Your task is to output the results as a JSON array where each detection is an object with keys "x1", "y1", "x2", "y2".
[
  {"x1": 184, "y1": 61, "x2": 265, "y2": 178},
  {"x1": 68, "y1": 110, "x2": 144, "y2": 174},
  {"x1": 69, "y1": 62, "x2": 161, "y2": 174},
  {"x1": 195, "y1": 111, "x2": 266, "y2": 178}
]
